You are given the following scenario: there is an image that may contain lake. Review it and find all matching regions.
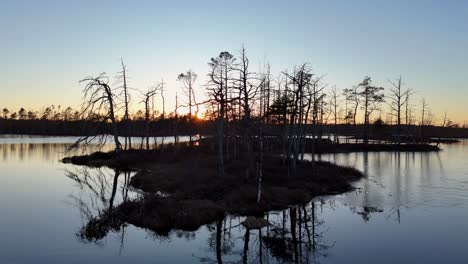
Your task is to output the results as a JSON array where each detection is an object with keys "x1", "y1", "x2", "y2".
[{"x1": 0, "y1": 135, "x2": 467, "y2": 263}]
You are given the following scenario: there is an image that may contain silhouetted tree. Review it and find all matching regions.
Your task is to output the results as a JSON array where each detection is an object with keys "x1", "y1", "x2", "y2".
[
  {"x1": 420, "y1": 98, "x2": 428, "y2": 141},
  {"x1": 41, "y1": 107, "x2": 52, "y2": 120},
  {"x1": 358, "y1": 76, "x2": 384, "y2": 144},
  {"x1": 62, "y1": 106, "x2": 73, "y2": 121},
  {"x1": 233, "y1": 46, "x2": 262, "y2": 179},
  {"x1": 2, "y1": 108, "x2": 9, "y2": 119},
  {"x1": 284, "y1": 64, "x2": 313, "y2": 175},
  {"x1": 27, "y1": 111, "x2": 37, "y2": 120},
  {"x1": 388, "y1": 76, "x2": 412, "y2": 144},
  {"x1": 343, "y1": 85, "x2": 360, "y2": 126},
  {"x1": 159, "y1": 79, "x2": 166, "y2": 118},
  {"x1": 330, "y1": 86, "x2": 341, "y2": 143},
  {"x1": 71, "y1": 73, "x2": 122, "y2": 151},
  {"x1": 141, "y1": 86, "x2": 158, "y2": 149},
  {"x1": 177, "y1": 70, "x2": 198, "y2": 120},
  {"x1": 207, "y1": 51, "x2": 235, "y2": 176},
  {"x1": 18, "y1": 108, "x2": 27, "y2": 120},
  {"x1": 117, "y1": 58, "x2": 132, "y2": 149}
]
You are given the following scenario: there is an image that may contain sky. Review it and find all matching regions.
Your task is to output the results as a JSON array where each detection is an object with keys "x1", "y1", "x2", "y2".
[{"x1": 1, "y1": 0, "x2": 467, "y2": 123}]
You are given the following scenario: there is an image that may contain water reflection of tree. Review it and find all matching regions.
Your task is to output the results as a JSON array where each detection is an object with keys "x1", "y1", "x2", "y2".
[
  {"x1": 198, "y1": 201, "x2": 333, "y2": 264},
  {"x1": 260, "y1": 203, "x2": 333, "y2": 264},
  {"x1": 64, "y1": 167, "x2": 132, "y2": 244},
  {"x1": 198, "y1": 220, "x2": 236, "y2": 264},
  {"x1": 0, "y1": 143, "x2": 70, "y2": 161}
]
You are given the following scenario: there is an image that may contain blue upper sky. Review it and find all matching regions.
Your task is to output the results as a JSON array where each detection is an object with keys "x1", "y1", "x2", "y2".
[{"x1": 2, "y1": 0, "x2": 467, "y2": 122}]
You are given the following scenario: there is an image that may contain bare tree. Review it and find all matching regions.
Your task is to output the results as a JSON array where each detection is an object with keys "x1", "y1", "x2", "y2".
[
  {"x1": 117, "y1": 58, "x2": 132, "y2": 150},
  {"x1": 387, "y1": 76, "x2": 412, "y2": 144},
  {"x1": 284, "y1": 64, "x2": 313, "y2": 175},
  {"x1": 330, "y1": 86, "x2": 341, "y2": 143},
  {"x1": 306, "y1": 77, "x2": 327, "y2": 159},
  {"x1": 420, "y1": 98, "x2": 428, "y2": 141},
  {"x1": 233, "y1": 46, "x2": 263, "y2": 179},
  {"x1": 70, "y1": 73, "x2": 122, "y2": 151},
  {"x1": 141, "y1": 87, "x2": 159, "y2": 150},
  {"x1": 159, "y1": 79, "x2": 166, "y2": 118}
]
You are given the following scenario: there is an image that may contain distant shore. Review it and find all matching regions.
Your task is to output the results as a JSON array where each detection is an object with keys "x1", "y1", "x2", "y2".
[{"x1": 2, "y1": 118, "x2": 468, "y2": 139}]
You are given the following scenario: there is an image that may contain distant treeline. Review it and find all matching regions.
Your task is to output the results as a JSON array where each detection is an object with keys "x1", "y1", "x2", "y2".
[
  {"x1": 0, "y1": 116, "x2": 211, "y2": 137},
  {"x1": 2, "y1": 117, "x2": 468, "y2": 139}
]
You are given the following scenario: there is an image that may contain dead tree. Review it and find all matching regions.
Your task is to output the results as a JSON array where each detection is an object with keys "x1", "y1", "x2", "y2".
[
  {"x1": 233, "y1": 46, "x2": 262, "y2": 180},
  {"x1": 141, "y1": 87, "x2": 158, "y2": 150},
  {"x1": 420, "y1": 98, "x2": 428, "y2": 142},
  {"x1": 330, "y1": 85, "x2": 341, "y2": 143},
  {"x1": 174, "y1": 92, "x2": 180, "y2": 145},
  {"x1": 388, "y1": 76, "x2": 412, "y2": 144},
  {"x1": 159, "y1": 79, "x2": 166, "y2": 118},
  {"x1": 70, "y1": 73, "x2": 122, "y2": 151},
  {"x1": 257, "y1": 63, "x2": 270, "y2": 202},
  {"x1": 117, "y1": 58, "x2": 132, "y2": 149},
  {"x1": 267, "y1": 72, "x2": 293, "y2": 164},
  {"x1": 284, "y1": 64, "x2": 313, "y2": 176},
  {"x1": 404, "y1": 89, "x2": 414, "y2": 126},
  {"x1": 309, "y1": 78, "x2": 326, "y2": 160}
]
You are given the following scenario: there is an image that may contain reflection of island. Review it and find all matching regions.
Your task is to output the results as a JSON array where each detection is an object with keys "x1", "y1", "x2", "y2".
[{"x1": 65, "y1": 168, "x2": 334, "y2": 264}]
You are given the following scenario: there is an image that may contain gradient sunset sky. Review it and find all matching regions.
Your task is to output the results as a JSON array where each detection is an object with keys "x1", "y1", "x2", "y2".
[{"x1": 2, "y1": 0, "x2": 467, "y2": 123}]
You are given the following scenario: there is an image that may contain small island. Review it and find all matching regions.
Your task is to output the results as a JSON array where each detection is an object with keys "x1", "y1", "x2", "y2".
[
  {"x1": 63, "y1": 140, "x2": 364, "y2": 238},
  {"x1": 61, "y1": 134, "x2": 443, "y2": 240},
  {"x1": 54, "y1": 56, "x2": 452, "y2": 239}
]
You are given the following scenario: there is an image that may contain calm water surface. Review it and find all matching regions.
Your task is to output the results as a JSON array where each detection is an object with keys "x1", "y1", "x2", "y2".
[{"x1": 0, "y1": 136, "x2": 467, "y2": 263}]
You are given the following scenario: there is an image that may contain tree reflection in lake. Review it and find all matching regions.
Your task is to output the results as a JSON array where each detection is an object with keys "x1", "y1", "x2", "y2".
[
  {"x1": 64, "y1": 167, "x2": 135, "y2": 243},
  {"x1": 0, "y1": 143, "x2": 70, "y2": 162},
  {"x1": 194, "y1": 201, "x2": 335, "y2": 264}
]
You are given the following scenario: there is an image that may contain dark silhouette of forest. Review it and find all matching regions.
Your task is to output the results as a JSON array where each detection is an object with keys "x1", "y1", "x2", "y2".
[{"x1": 1, "y1": 109, "x2": 466, "y2": 139}]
